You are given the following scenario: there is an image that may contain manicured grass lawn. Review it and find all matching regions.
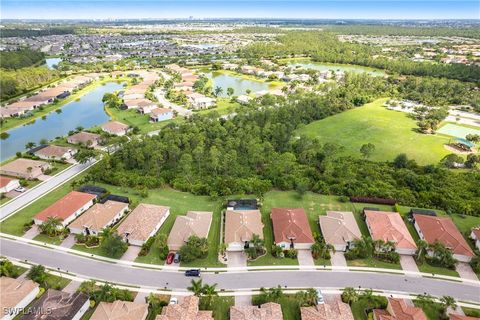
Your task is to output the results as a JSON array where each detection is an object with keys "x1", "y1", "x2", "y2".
[
  {"x1": 44, "y1": 273, "x2": 72, "y2": 290},
  {"x1": 417, "y1": 262, "x2": 459, "y2": 277},
  {"x1": 197, "y1": 98, "x2": 240, "y2": 116},
  {"x1": 252, "y1": 294, "x2": 302, "y2": 320},
  {"x1": 351, "y1": 295, "x2": 388, "y2": 320},
  {"x1": 200, "y1": 296, "x2": 234, "y2": 320},
  {"x1": 12, "y1": 265, "x2": 28, "y2": 278},
  {"x1": 451, "y1": 214, "x2": 480, "y2": 236},
  {"x1": 71, "y1": 244, "x2": 115, "y2": 258},
  {"x1": 33, "y1": 233, "x2": 64, "y2": 245},
  {"x1": 314, "y1": 258, "x2": 331, "y2": 266},
  {"x1": 347, "y1": 258, "x2": 402, "y2": 270},
  {"x1": 463, "y1": 307, "x2": 480, "y2": 317},
  {"x1": 296, "y1": 98, "x2": 451, "y2": 165}
]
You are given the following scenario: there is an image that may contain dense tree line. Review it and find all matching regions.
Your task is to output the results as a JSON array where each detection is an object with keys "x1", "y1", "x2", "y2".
[
  {"x1": 0, "y1": 67, "x2": 60, "y2": 101},
  {"x1": 320, "y1": 25, "x2": 480, "y2": 39},
  {"x1": 0, "y1": 48, "x2": 45, "y2": 69},
  {"x1": 241, "y1": 31, "x2": 480, "y2": 82},
  {"x1": 89, "y1": 73, "x2": 480, "y2": 216},
  {"x1": 0, "y1": 27, "x2": 75, "y2": 38}
]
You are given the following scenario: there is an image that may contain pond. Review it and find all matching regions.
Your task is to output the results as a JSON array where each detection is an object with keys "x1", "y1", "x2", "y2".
[
  {"x1": 184, "y1": 43, "x2": 224, "y2": 50},
  {"x1": 205, "y1": 72, "x2": 274, "y2": 97},
  {"x1": 45, "y1": 57, "x2": 63, "y2": 70},
  {"x1": 286, "y1": 60, "x2": 386, "y2": 76},
  {"x1": 0, "y1": 82, "x2": 124, "y2": 161}
]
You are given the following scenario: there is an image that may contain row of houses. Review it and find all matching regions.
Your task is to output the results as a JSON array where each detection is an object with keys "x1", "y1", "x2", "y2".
[
  {"x1": 165, "y1": 64, "x2": 216, "y2": 109},
  {"x1": 3, "y1": 277, "x2": 473, "y2": 320},
  {"x1": 0, "y1": 73, "x2": 101, "y2": 118}
]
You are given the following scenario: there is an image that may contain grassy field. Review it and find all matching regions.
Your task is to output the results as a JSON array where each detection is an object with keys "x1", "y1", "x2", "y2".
[
  {"x1": 296, "y1": 98, "x2": 451, "y2": 165},
  {"x1": 200, "y1": 296, "x2": 234, "y2": 320}
]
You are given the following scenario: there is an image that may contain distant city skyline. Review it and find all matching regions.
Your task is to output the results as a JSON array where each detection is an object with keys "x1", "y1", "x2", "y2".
[{"x1": 2, "y1": 0, "x2": 480, "y2": 20}]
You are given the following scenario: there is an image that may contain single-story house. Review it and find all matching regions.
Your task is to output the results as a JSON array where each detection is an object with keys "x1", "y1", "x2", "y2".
[
  {"x1": 32, "y1": 145, "x2": 77, "y2": 161},
  {"x1": 373, "y1": 298, "x2": 427, "y2": 320},
  {"x1": 413, "y1": 214, "x2": 475, "y2": 262},
  {"x1": 224, "y1": 210, "x2": 264, "y2": 251},
  {"x1": 270, "y1": 208, "x2": 315, "y2": 250},
  {"x1": 101, "y1": 121, "x2": 130, "y2": 136},
  {"x1": 33, "y1": 191, "x2": 97, "y2": 227},
  {"x1": 0, "y1": 158, "x2": 51, "y2": 180},
  {"x1": 230, "y1": 302, "x2": 283, "y2": 320},
  {"x1": 300, "y1": 297, "x2": 354, "y2": 320},
  {"x1": 186, "y1": 93, "x2": 215, "y2": 109},
  {"x1": 364, "y1": 210, "x2": 417, "y2": 255},
  {"x1": 0, "y1": 176, "x2": 20, "y2": 193},
  {"x1": 116, "y1": 203, "x2": 170, "y2": 246},
  {"x1": 90, "y1": 300, "x2": 148, "y2": 320},
  {"x1": 471, "y1": 228, "x2": 480, "y2": 251},
  {"x1": 20, "y1": 289, "x2": 89, "y2": 320},
  {"x1": 319, "y1": 211, "x2": 362, "y2": 252},
  {"x1": 156, "y1": 296, "x2": 213, "y2": 320},
  {"x1": 138, "y1": 102, "x2": 159, "y2": 114},
  {"x1": 150, "y1": 108, "x2": 174, "y2": 122},
  {"x1": 123, "y1": 93, "x2": 145, "y2": 101},
  {"x1": 1, "y1": 277, "x2": 39, "y2": 320},
  {"x1": 67, "y1": 131, "x2": 102, "y2": 147},
  {"x1": 69, "y1": 200, "x2": 129, "y2": 236},
  {"x1": 236, "y1": 95, "x2": 252, "y2": 105},
  {"x1": 167, "y1": 211, "x2": 213, "y2": 251}
]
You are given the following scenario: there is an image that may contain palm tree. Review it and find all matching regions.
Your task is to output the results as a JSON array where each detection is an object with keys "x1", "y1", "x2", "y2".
[
  {"x1": 99, "y1": 227, "x2": 113, "y2": 241},
  {"x1": 415, "y1": 240, "x2": 429, "y2": 264},
  {"x1": 39, "y1": 217, "x2": 62, "y2": 237},
  {"x1": 226, "y1": 87, "x2": 234, "y2": 97},
  {"x1": 187, "y1": 279, "x2": 204, "y2": 297},
  {"x1": 440, "y1": 295, "x2": 457, "y2": 315},
  {"x1": 25, "y1": 141, "x2": 36, "y2": 150},
  {"x1": 202, "y1": 283, "x2": 218, "y2": 308},
  {"x1": 361, "y1": 289, "x2": 375, "y2": 310},
  {"x1": 305, "y1": 288, "x2": 318, "y2": 306},
  {"x1": 341, "y1": 287, "x2": 358, "y2": 305},
  {"x1": 214, "y1": 86, "x2": 223, "y2": 97}
]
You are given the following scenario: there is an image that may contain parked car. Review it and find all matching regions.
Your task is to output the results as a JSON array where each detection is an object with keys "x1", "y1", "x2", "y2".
[
  {"x1": 173, "y1": 253, "x2": 181, "y2": 264},
  {"x1": 166, "y1": 252, "x2": 175, "y2": 264},
  {"x1": 185, "y1": 269, "x2": 200, "y2": 277},
  {"x1": 169, "y1": 297, "x2": 178, "y2": 305},
  {"x1": 14, "y1": 186, "x2": 26, "y2": 193},
  {"x1": 316, "y1": 289, "x2": 324, "y2": 305}
]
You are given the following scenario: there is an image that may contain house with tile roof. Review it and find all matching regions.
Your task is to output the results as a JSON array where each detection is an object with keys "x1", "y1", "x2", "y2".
[
  {"x1": 167, "y1": 211, "x2": 212, "y2": 251},
  {"x1": 21, "y1": 289, "x2": 89, "y2": 320},
  {"x1": 364, "y1": 211, "x2": 417, "y2": 255},
  {"x1": 373, "y1": 298, "x2": 427, "y2": 320},
  {"x1": 101, "y1": 121, "x2": 130, "y2": 136},
  {"x1": 271, "y1": 208, "x2": 315, "y2": 249},
  {"x1": 69, "y1": 200, "x2": 129, "y2": 236},
  {"x1": 150, "y1": 108, "x2": 174, "y2": 122},
  {"x1": 0, "y1": 158, "x2": 51, "y2": 180},
  {"x1": 0, "y1": 176, "x2": 20, "y2": 193},
  {"x1": 230, "y1": 302, "x2": 283, "y2": 320},
  {"x1": 300, "y1": 297, "x2": 354, "y2": 320},
  {"x1": 155, "y1": 296, "x2": 213, "y2": 320},
  {"x1": 1, "y1": 277, "x2": 39, "y2": 320},
  {"x1": 470, "y1": 228, "x2": 480, "y2": 251},
  {"x1": 90, "y1": 300, "x2": 149, "y2": 320},
  {"x1": 32, "y1": 145, "x2": 77, "y2": 161},
  {"x1": 33, "y1": 191, "x2": 96, "y2": 227},
  {"x1": 67, "y1": 132, "x2": 101, "y2": 147},
  {"x1": 413, "y1": 214, "x2": 475, "y2": 262},
  {"x1": 116, "y1": 203, "x2": 170, "y2": 246},
  {"x1": 319, "y1": 211, "x2": 362, "y2": 251},
  {"x1": 225, "y1": 210, "x2": 264, "y2": 251}
]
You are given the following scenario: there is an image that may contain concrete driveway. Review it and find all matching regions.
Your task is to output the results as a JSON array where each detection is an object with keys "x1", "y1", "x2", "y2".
[
  {"x1": 457, "y1": 262, "x2": 479, "y2": 281},
  {"x1": 122, "y1": 246, "x2": 141, "y2": 261},
  {"x1": 227, "y1": 251, "x2": 247, "y2": 269},
  {"x1": 331, "y1": 252, "x2": 347, "y2": 267},
  {"x1": 297, "y1": 249, "x2": 314, "y2": 266},
  {"x1": 22, "y1": 225, "x2": 40, "y2": 240},
  {"x1": 400, "y1": 255, "x2": 420, "y2": 275},
  {"x1": 60, "y1": 234, "x2": 77, "y2": 248}
]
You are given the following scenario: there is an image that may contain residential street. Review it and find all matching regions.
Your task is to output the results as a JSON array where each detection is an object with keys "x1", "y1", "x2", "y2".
[
  {"x1": 0, "y1": 160, "x2": 97, "y2": 221},
  {"x1": 2, "y1": 238, "x2": 479, "y2": 303}
]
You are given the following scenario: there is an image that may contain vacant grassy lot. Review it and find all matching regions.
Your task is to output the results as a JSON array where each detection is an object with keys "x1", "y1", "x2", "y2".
[{"x1": 296, "y1": 98, "x2": 451, "y2": 165}]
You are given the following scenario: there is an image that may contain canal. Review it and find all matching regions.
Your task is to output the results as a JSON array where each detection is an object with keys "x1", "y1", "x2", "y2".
[{"x1": 0, "y1": 82, "x2": 124, "y2": 161}]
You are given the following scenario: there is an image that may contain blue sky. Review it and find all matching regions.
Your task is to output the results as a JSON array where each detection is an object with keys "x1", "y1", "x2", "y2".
[{"x1": 2, "y1": 1, "x2": 479, "y2": 20}]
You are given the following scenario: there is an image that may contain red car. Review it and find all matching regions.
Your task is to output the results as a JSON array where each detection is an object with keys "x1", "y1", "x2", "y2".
[{"x1": 166, "y1": 252, "x2": 175, "y2": 264}]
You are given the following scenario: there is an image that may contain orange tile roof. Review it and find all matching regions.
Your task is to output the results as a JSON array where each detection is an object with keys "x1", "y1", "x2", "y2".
[
  {"x1": 0, "y1": 176, "x2": 17, "y2": 188},
  {"x1": 91, "y1": 300, "x2": 148, "y2": 320},
  {"x1": 156, "y1": 296, "x2": 213, "y2": 320},
  {"x1": 34, "y1": 191, "x2": 96, "y2": 223},
  {"x1": 414, "y1": 214, "x2": 474, "y2": 257},
  {"x1": 449, "y1": 315, "x2": 480, "y2": 320},
  {"x1": 374, "y1": 298, "x2": 427, "y2": 320},
  {"x1": 365, "y1": 211, "x2": 417, "y2": 250},
  {"x1": 230, "y1": 302, "x2": 283, "y2": 320},
  {"x1": 271, "y1": 208, "x2": 314, "y2": 244}
]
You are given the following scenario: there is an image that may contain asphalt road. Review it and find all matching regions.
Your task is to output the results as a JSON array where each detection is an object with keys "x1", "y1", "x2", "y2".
[
  {"x1": 0, "y1": 160, "x2": 96, "y2": 221},
  {"x1": 2, "y1": 238, "x2": 479, "y2": 302}
]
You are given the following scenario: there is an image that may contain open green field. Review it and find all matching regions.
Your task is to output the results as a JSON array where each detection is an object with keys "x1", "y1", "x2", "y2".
[{"x1": 296, "y1": 98, "x2": 451, "y2": 165}]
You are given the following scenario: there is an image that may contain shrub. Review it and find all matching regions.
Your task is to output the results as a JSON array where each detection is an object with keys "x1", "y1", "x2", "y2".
[
  {"x1": 271, "y1": 245, "x2": 283, "y2": 258},
  {"x1": 284, "y1": 248, "x2": 298, "y2": 259}
]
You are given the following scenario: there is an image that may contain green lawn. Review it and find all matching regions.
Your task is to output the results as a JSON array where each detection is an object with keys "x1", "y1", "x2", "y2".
[
  {"x1": 347, "y1": 258, "x2": 402, "y2": 270},
  {"x1": 417, "y1": 262, "x2": 460, "y2": 277},
  {"x1": 296, "y1": 98, "x2": 451, "y2": 165},
  {"x1": 252, "y1": 294, "x2": 301, "y2": 320},
  {"x1": 44, "y1": 273, "x2": 72, "y2": 290},
  {"x1": 200, "y1": 296, "x2": 234, "y2": 320},
  {"x1": 33, "y1": 233, "x2": 64, "y2": 245},
  {"x1": 314, "y1": 258, "x2": 331, "y2": 266},
  {"x1": 463, "y1": 307, "x2": 480, "y2": 317},
  {"x1": 413, "y1": 300, "x2": 445, "y2": 320},
  {"x1": 197, "y1": 98, "x2": 240, "y2": 117}
]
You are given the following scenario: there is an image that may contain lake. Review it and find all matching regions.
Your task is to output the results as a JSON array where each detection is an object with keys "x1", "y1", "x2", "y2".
[
  {"x1": 45, "y1": 57, "x2": 63, "y2": 69},
  {"x1": 205, "y1": 72, "x2": 274, "y2": 97},
  {"x1": 0, "y1": 82, "x2": 124, "y2": 161},
  {"x1": 287, "y1": 60, "x2": 386, "y2": 76}
]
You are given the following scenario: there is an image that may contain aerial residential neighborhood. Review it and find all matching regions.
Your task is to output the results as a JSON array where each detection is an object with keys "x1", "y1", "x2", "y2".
[{"x1": 0, "y1": 1, "x2": 479, "y2": 320}]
